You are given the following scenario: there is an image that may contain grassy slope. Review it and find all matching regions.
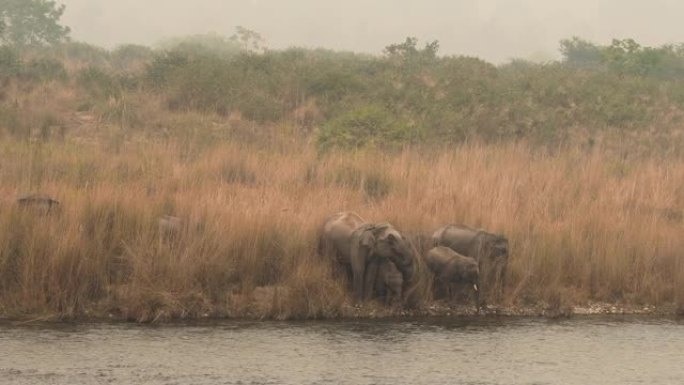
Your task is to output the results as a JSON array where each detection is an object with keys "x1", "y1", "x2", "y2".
[{"x1": 0, "y1": 43, "x2": 683, "y2": 321}]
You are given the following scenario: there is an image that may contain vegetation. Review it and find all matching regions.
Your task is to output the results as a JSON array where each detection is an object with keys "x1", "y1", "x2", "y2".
[
  {"x1": 0, "y1": 0, "x2": 70, "y2": 47},
  {"x1": 1, "y1": 32, "x2": 684, "y2": 321}
]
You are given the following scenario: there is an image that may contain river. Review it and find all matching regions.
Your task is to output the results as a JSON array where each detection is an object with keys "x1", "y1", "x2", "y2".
[{"x1": 1, "y1": 316, "x2": 682, "y2": 384}]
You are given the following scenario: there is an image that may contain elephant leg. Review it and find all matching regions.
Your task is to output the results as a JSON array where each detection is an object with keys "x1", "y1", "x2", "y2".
[
  {"x1": 498, "y1": 262, "x2": 508, "y2": 302},
  {"x1": 395, "y1": 287, "x2": 403, "y2": 308},
  {"x1": 447, "y1": 282, "x2": 455, "y2": 303},
  {"x1": 363, "y1": 260, "x2": 380, "y2": 301},
  {"x1": 351, "y1": 258, "x2": 365, "y2": 301}
]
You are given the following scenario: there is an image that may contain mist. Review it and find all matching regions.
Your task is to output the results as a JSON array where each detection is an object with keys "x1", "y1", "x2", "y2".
[{"x1": 53, "y1": 0, "x2": 684, "y2": 62}]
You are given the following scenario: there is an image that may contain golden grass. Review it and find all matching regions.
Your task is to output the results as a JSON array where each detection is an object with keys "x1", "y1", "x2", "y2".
[{"x1": 0, "y1": 130, "x2": 683, "y2": 321}]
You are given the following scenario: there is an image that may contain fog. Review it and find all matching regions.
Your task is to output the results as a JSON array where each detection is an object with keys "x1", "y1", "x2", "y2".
[{"x1": 59, "y1": 0, "x2": 683, "y2": 63}]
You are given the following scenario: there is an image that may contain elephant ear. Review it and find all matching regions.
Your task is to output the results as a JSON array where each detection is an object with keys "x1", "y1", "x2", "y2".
[
  {"x1": 360, "y1": 229, "x2": 376, "y2": 249},
  {"x1": 473, "y1": 232, "x2": 487, "y2": 257}
]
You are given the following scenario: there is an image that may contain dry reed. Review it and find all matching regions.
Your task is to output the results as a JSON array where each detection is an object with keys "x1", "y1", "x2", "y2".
[{"x1": 1, "y1": 132, "x2": 682, "y2": 321}]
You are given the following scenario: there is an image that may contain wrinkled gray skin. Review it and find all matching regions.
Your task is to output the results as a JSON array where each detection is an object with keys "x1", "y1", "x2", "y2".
[
  {"x1": 318, "y1": 211, "x2": 367, "y2": 281},
  {"x1": 426, "y1": 246, "x2": 480, "y2": 310},
  {"x1": 432, "y1": 224, "x2": 509, "y2": 301},
  {"x1": 319, "y1": 212, "x2": 415, "y2": 301},
  {"x1": 350, "y1": 222, "x2": 415, "y2": 301},
  {"x1": 374, "y1": 260, "x2": 403, "y2": 306}
]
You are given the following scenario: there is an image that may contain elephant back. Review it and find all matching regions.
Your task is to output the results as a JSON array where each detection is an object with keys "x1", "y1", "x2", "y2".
[
  {"x1": 432, "y1": 224, "x2": 480, "y2": 256},
  {"x1": 319, "y1": 211, "x2": 366, "y2": 264}
]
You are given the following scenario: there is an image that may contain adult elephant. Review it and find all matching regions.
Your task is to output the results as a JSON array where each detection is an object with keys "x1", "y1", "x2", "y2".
[
  {"x1": 431, "y1": 224, "x2": 509, "y2": 301},
  {"x1": 349, "y1": 222, "x2": 415, "y2": 301},
  {"x1": 318, "y1": 211, "x2": 366, "y2": 282},
  {"x1": 425, "y1": 246, "x2": 480, "y2": 310}
]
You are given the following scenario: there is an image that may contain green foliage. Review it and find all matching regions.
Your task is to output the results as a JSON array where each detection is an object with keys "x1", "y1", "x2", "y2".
[
  {"x1": 560, "y1": 37, "x2": 603, "y2": 69},
  {"x1": 110, "y1": 44, "x2": 154, "y2": 71},
  {"x1": 561, "y1": 36, "x2": 684, "y2": 78},
  {"x1": 229, "y1": 26, "x2": 266, "y2": 53},
  {"x1": 158, "y1": 32, "x2": 242, "y2": 58},
  {"x1": 0, "y1": 45, "x2": 20, "y2": 76},
  {"x1": 317, "y1": 105, "x2": 413, "y2": 150},
  {"x1": 55, "y1": 42, "x2": 110, "y2": 68},
  {"x1": 21, "y1": 56, "x2": 67, "y2": 82},
  {"x1": 384, "y1": 36, "x2": 439, "y2": 65},
  {"x1": 0, "y1": 0, "x2": 70, "y2": 47},
  {"x1": 6, "y1": 34, "x2": 684, "y2": 151},
  {"x1": 76, "y1": 67, "x2": 122, "y2": 99}
]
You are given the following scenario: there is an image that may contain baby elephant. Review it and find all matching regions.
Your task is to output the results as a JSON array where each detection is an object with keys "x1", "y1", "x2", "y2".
[
  {"x1": 426, "y1": 246, "x2": 480, "y2": 310},
  {"x1": 374, "y1": 260, "x2": 403, "y2": 307}
]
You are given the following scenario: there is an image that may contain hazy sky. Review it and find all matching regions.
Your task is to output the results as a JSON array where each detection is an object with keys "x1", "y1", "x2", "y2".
[{"x1": 58, "y1": 0, "x2": 683, "y2": 63}]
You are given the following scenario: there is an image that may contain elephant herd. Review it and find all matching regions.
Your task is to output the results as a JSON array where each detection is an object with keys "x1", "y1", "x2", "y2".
[{"x1": 319, "y1": 212, "x2": 509, "y2": 310}]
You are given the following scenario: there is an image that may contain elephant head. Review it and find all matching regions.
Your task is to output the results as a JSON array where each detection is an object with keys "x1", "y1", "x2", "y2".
[{"x1": 350, "y1": 223, "x2": 415, "y2": 301}]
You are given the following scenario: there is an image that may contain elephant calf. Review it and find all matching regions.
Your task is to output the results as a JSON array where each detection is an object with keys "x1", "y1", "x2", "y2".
[
  {"x1": 374, "y1": 260, "x2": 403, "y2": 307},
  {"x1": 426, "y1": 246, "x2": 480, "y2": 310},
  {"x1": 432, "y1": 224, "x2": 508, "y2": 302}
]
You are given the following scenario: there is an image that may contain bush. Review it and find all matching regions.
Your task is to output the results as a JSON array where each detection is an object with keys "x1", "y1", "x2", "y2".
[
  {"x1": 57, "y1": 42, "x2": 110, "y2": 68},
  {"x1": 21, "y1": 57, "x2": 67, "y2": 82},
  {"x1": 77, "y1": 66, "x2": 121, "y2": 98},
  {"x1": 110, "y1": 44, "x2": 154, "y2": 71},
  {"x1": 317, "y1": 105, "x2": 414, "y2": 150},
  {"x1": 0, "y1": 46, "x2": 21, "y2": 77}
]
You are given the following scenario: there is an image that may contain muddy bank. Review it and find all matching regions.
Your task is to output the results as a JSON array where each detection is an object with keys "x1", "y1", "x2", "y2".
[{"x1": 0, "y1": 300, "x2": 680, "y2": 324}]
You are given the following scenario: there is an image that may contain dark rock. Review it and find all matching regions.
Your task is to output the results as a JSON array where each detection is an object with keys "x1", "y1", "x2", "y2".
[{"x1": 16, "y1": 193, "x2": 60, "y2": 213}]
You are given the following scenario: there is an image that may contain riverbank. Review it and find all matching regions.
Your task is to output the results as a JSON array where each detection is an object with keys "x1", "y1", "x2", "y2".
[
  {"x1": 1, "y1": 299, "x2": 681, "y2": 324},
  {"x1": 1, "y1": 138, "x2": 683, "y2": 322}
]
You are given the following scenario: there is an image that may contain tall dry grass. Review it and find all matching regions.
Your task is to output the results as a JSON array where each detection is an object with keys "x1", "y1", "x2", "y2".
[{"x1": 0, "y1": 134, "x2": 683, "y2": 320}]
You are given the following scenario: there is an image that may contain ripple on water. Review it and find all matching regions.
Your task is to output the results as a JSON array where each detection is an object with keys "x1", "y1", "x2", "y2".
[{"x1": 0, "y1": 317, "x2": 683, "y2": 385}]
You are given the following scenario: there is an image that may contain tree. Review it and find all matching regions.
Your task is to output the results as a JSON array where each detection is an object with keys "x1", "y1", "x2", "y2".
[
  {"x1": 559, "y1": 37, "x2": 602, "y2": 69},
  {"x1": 0, "y1": 0, "x2": 70, "y2": 47},
  {"x1": 229, "y1": 26, "x2": 266, "y2": 53},
  {"x1": 384, "y1": 37, "x2": 439, "y2": 62}
]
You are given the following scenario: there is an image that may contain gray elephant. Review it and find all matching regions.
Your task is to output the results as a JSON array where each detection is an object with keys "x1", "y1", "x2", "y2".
[
  {"x1": 374, "y1": 260, "x2": 403, "y2": 306},
  {"x1": 431, "y1": 224, "x2": 509, "y2": 301},
  {"x1": 425, "y1": 246, "x2": 480, "y2": 309},
  {"x1": 349, "y1": 222, "x2": 415, "y2": 301},
  {"x1": 318, "y1": 211, "x2": 367, "y2": 281}
]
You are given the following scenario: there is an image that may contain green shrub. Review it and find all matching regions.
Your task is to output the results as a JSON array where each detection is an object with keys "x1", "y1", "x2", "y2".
[
  {"x1": 21, "y1": 57, "x2": 67, "y2": 82},
  {"x1": 77, "y1": 66, "x2": 121, "y2": 98},
  {"x1": 317, "y1": 105, "x2": 414, "y2": 150},
  {"x1": 110, "y1": 44, "x2": 154, "y2": 70},
  {"x1": 0, "y1": 46, "x2": 21, "y2": 77},
  {"x1": 57, "y1": 42, "x2": 110, "y2": 68}
]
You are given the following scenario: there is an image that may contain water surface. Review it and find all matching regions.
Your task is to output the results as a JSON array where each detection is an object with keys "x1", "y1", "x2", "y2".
[{"x1": 1, "y1": 317, "x2": 682, "y2": 385}]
